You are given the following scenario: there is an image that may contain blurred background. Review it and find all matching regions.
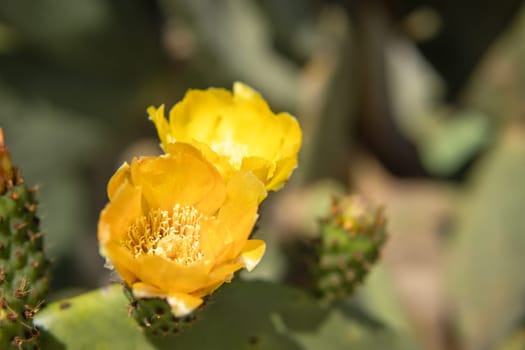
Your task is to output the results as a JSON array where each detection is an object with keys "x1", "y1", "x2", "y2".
[{"x1": 1, "y1": 1, "x2": 525, "y2": 349}]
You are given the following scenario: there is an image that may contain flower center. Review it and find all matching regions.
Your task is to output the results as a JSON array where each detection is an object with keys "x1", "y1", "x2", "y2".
[
  {"x1": 124, "y1": 204, "x2": 204, "y2": 265},
  {"x1": 210, "y1": 136, "x2": 248, "y2": 169}
]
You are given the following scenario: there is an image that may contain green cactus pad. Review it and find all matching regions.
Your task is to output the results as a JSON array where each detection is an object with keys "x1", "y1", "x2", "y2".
[
  {"x1": 35, "y1": 281, "x2": 416, "y2": 350},
  {"x1": 315, "y1": 196, "x2": 387, "y2": 302},
  {"x1": 0, "y1": 173, "x2": 50, "y2": 349}
]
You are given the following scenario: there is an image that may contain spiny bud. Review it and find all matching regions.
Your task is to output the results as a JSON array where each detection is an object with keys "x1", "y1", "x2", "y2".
[
  {"x1": 124, "y1": 286, "x2": 202, "y2": 337},
  {"x1": 0, "y1": 129, "x2": 50, "y2": 349},
  {"x1": 315, "y1": 195, "x2": 387, "y2": 302}
]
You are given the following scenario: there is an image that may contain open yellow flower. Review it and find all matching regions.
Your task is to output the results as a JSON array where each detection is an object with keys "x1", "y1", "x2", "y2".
[
  {"x1": 98, "y1": 143, "x2": 267, "y2": 317},
  {"x1": 148, "y1": 82, "x2": 302, "y2": 191}
]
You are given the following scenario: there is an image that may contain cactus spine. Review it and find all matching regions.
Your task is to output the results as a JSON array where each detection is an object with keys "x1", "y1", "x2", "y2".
[{"x1": 0, "y1": 130, "x2": 50, "y2": 349}]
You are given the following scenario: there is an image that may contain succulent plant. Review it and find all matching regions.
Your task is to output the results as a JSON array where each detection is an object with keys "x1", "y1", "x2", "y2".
[{"x1": 0, "y1": 130, "x2": 50, "y2": 349}]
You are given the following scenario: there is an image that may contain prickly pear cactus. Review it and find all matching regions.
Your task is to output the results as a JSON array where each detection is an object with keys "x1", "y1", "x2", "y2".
[
  {"x1": 124, "y1": 287, "x2": 201, "y2": 337},
  {"x1": 316, "y1": 195, "x2": 387, "y2": 302},
  {"x1": 0, "y1": 130, "x2": 49, "y2": 349}
]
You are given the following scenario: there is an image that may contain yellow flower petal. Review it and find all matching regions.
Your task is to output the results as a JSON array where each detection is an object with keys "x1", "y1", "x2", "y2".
[
  {"x1": 98, "y1": 179, "x2": 142, "y2": 245},
  {"x1": 216, "y1": 171, "x2": 266, "y2": 261},
  {"x1": 147, "y1": 105, "x2": 171, "y2": 148},
  {"x1": 136, "y1": 254, "x2": 212, "y2": 293},
  {"x1": 131, "y1": 282, "x2": 203, "y2": 318},
  {"x1": 130, "y1": 281, "x2": 164, "y2": 297},
  {"x1": 102, "y1": 241, "x2": 139, "y2": 286},
  {"x1": 106, "y1": 242, "x2": 213, "y2": 293},
  {"x1": 190, "y1": 260, "x2": 246, "y2": 299},
  {"x1": 239, "y1": 239, "x2": 266, "y2": 271},
  {"x1": 107, "y1": 162, "x2": 130, "y2": 200},
  {"x1": 166, "y1": 293, "x2": 204, "y2": 317},
  {"x1": 167, "y1": 141, "x2": 235, "y2": 183},
  {"x1": 241, "y1": 156, "x2": 273, "y2": 186},
  {"x1": 191, "y1": 280, "x2": 226, "y2": 298},
  {"x1": 149, "y1": 82, "x2": 302, "y2": 190},
  {"x1": 129, "y1": 144, "x2": 226, "y2": 215},
  {"x1": 197, "y1": 219, "x2": 232, "y2": 262},
  {"x1": 266, "y1": 155, "x2": 298, "y2": 191}
]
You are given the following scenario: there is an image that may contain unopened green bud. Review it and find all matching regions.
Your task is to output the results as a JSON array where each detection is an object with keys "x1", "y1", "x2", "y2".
[{"x1": 315, "y1": 195, "x2": 387, "y2": 302}]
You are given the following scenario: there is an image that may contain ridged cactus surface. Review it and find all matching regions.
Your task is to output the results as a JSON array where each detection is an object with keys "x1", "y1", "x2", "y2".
[{"x1": 0, "y1": 131, "x2": 49, "y2": 349}]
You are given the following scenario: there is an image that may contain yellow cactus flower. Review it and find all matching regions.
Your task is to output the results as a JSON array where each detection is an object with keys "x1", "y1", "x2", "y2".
[
  {"x1": 98, "y1": 143, "x2": 267, "y2": 317},
  {"x1": 148, "y1": 82, "x2": 302, "y2": 191}
]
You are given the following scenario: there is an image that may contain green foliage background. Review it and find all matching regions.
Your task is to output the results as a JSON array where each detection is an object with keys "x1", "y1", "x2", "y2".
[{"x1": 2, "y1": 1, "x2": 525, "y2": 349}]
